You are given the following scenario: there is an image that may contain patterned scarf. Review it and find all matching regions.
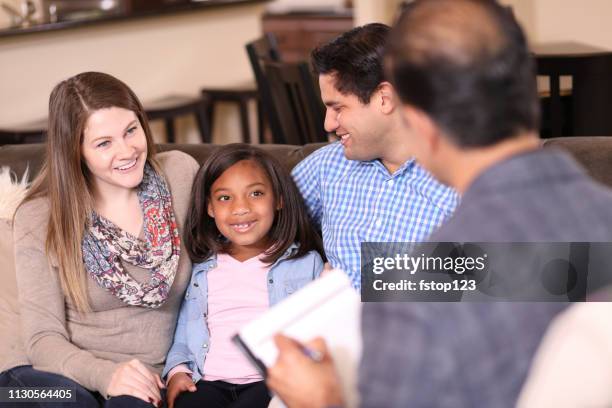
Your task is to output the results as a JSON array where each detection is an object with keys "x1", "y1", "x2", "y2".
[{"x1": 82, "y1": 163, "x2": 180, "y2": 308}]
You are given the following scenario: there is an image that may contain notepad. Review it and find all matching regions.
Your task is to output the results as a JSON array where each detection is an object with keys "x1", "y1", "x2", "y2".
[{"x1": 233, "y1": 270, "x2": 362, "y2": 408}]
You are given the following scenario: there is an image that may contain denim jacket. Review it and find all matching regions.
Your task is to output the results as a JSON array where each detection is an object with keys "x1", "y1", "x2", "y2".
[{"x1": 163, "y1": 244, "x2": 324, "y2": 382}]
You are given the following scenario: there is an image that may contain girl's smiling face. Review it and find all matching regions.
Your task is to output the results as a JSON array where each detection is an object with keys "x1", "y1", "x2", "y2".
[{"x1": 207, "y1": 159, "x2": 280, "y2": 262}]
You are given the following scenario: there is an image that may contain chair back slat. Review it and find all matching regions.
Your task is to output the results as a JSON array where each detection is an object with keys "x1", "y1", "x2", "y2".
[{"x1": 262, "y1": 60, "x2": 326, "y2": 145}]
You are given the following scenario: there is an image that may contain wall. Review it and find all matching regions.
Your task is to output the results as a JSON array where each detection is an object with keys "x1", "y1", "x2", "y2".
[
  {"x1": 528, "y1": 0, "x2": 612, "y2": 49},
  {"x1": 0, "y1": 2, "x2": 265, "y2": 143},
  {"x1": 266, "y1": 0, "x2": 344, "y2": 13},
  {"x1": 352, "y1": 0, "x2": 612, "y2": 51}
]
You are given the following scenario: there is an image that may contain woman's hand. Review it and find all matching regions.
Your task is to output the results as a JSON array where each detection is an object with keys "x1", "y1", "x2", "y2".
[
  {"x1": 107, "y1": 359, "x2": 165, "y2": 406},
  {"x1": 167, "y1": 372, "x2": 197, "y2": 408}
]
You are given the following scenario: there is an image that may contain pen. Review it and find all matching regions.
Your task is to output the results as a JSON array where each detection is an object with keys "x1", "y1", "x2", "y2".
[{"x1": 301, "y1": 345, "x2": 323, "y2": 362}]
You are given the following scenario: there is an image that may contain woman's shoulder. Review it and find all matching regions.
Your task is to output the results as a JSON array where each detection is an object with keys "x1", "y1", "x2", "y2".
[
  {"x1": 14, "y1": 196, "x2": 48, "y2": 224},
  {"x1": 13, "y1": 196, "x2": 49, "y2": 241}
]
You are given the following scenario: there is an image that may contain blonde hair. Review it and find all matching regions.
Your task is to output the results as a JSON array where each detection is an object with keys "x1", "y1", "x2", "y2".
[{"x1": 22, "y1": 72, "x2": 159, "y2": 312}]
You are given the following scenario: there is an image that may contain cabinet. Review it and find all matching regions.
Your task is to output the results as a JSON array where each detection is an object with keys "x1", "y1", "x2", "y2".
[{"x1": 263, "y1": 10, "x2": 354, "y2": 63}]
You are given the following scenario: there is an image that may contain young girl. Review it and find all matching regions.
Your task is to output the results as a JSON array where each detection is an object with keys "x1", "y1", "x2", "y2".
[{"x1": 163, "y1": 143, "x2": 324, "y2": 408}]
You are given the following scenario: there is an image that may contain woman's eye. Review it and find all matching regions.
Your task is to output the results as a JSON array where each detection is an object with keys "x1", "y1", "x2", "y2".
[{"x1": 96, "y1": 140, "x2": 110, "y2": 148}]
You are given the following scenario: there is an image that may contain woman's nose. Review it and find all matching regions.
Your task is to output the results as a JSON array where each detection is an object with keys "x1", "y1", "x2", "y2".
[{"x1": 117, "y1": 138, "x2": 135, "y2": 157}]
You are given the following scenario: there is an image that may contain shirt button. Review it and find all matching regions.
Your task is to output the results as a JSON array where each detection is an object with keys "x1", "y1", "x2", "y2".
[
  {"x1": 193, "y1": 282, "x2": 199, "y2": 287},
  {"x1": 203, "y1": 343, "x2": 208, "y2": 348},
  {"x1": 388, "y1": 179, "x2": 394, "y2": 186},
  {"x1": 268, "y1": 279, "x2": 274, "y2": 284},
  {"x1": 375, "y1": 219, "x2": 382, "y2": 227}
]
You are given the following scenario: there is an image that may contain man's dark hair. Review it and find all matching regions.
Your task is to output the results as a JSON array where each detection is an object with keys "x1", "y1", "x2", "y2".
[
  {"x1": 387, "y1": 0, "x2": 540, "y2": 147},
  {"x1": 184, "y1": 143, "x2": 323, "y2": 264},
  {"x1": 312, "y1": 23, "x2": 390, "y2": 104}
]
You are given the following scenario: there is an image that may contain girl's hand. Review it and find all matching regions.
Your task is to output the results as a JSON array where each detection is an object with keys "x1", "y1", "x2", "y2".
[
  {"x1": 167, "y1": 372, "x2": 197, "y2": 408},
  {"x1": 107, "y1": 359, "x2": 164, "y2": 406},
  {"x1": 321, "y1": 262, "x2": 334, "y2": 276}
]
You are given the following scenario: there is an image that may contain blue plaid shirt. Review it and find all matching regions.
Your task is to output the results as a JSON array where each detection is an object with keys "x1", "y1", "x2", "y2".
[{"x1": 292, "y1": 142, "x2": 458, "y2": 289}]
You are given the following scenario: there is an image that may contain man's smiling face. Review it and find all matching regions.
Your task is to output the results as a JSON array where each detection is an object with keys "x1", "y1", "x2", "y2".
[{"x1": 319, "y1": 73, "x2": 389, "y2": 162}]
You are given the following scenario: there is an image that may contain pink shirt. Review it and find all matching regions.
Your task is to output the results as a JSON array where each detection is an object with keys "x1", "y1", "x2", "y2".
[{"x1": 201, "y1": 252, "x2": 270, "y2": 384}]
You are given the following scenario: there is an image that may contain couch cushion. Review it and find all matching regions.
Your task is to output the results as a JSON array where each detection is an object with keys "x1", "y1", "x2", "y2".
[
  {"x1": 0, "y1": 168, "x2": 30, "y2": 372},
  {"x1": 0, "y1": 219, "x2": 28, "y2": 372},
  {"x1": 543, "y1": 137, "x2": 612, "y2": 188},
  {"x1": 157, "y1": 142, "x2": 327, "y2": 172}
]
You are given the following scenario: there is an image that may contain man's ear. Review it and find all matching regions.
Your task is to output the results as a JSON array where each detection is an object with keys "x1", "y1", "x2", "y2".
[
  {"x1": 376, "y1": 81, "x2": 397, "y2": 115},
  {"x1": 207, "y1": 202, "x2": 215, "y2": 218},
  {"x1": 401, "y1": 104, "x2": 440, "y2": 153}
]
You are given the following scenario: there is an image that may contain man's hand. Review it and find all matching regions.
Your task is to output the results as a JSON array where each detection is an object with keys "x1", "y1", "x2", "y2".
[
  {"x1": 107, "y1": 359, "x2": 165, "y2": 406},
  {"x1": 267, "y1": 334, "x2": 345, "y2": 408},
  {"x1": 166, "y1": 372, "x2": 197, "y2": 408}
]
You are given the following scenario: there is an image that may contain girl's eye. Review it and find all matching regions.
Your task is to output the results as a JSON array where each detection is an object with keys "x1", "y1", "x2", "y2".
[
  {"x1": 251, "y1": 191, "x2": 264, "y2": 197},
  {"x1": 217, "y1": 195, "x2": 230, "y2": 201},
  {"x1": 96, "y1": 140, "x2": 110, "y2": 148}
]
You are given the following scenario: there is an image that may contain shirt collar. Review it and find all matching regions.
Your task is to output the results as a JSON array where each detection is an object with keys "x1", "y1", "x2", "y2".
[
  {"x1": 366, "y1": 157, "x2": 417, "y2": 179},
  {"x1": 192, "y1": 242, "x2": 300, "y2": 274}
]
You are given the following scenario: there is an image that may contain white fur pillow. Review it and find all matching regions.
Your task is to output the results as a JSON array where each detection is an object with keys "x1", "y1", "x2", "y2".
[{"x1": 0, "y1": 167, "x2": 28, "y2": 220}]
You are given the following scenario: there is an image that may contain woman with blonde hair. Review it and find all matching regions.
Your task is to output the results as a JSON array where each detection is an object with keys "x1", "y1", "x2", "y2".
[{"x1": 0, "y1": 72, "x2": 199, "y2": 407}]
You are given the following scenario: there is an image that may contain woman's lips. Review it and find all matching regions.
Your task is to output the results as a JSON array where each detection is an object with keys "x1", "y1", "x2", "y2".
[{"x1": 115, "y1": 158, "x2": 138, "y2": 172}]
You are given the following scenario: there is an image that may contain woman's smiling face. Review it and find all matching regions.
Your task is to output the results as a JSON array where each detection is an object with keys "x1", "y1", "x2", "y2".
[{"x1": 81, "y1": 106, "x2": 148, "y2": 198}]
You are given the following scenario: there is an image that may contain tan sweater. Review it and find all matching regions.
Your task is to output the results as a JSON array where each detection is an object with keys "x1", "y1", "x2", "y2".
[{"x1": 12, "y1": 150, "x2": 199, "y2": 395}]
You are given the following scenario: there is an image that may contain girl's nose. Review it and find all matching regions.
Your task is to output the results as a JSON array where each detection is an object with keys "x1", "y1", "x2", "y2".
[
  {"x1": 231, "y1": 197, "x2": 250, "y2": 215},
  {"x1": 232, "y1": 206, "x2": 250, "y2": 216}
]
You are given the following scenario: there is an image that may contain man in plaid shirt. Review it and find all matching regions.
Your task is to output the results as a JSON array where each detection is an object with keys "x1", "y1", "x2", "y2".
[{"x1": 292, "y1": 23, "x2": 458, "y2": 289}]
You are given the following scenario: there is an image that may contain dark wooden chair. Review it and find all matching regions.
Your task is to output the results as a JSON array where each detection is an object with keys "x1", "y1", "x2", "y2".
[
  {"x1": 246, "y1": 33, "x2": 286, "y2": 143},
  {"x1": 197, "y1": 34, "x2": 279, "y2": 145},
  {"x1": 145, "y1": 95, "x2": 211, "y2": 143},
  {"x1": 535, "y1": 42, "x2": 612, "y2": 137},
  {"x1": 262, "y1": 60, "x2": 326, "y2": 145}
]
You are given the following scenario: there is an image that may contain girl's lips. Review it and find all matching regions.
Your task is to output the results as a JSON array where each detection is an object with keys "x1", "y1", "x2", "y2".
[{"x1": 230, "y1": 220, "x2": 257, "y2": 233}]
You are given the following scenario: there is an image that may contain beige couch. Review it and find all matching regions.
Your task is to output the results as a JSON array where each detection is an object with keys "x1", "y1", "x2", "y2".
[{"x1": 1, "y1": 137, "x2": 611, "y2": 373}]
